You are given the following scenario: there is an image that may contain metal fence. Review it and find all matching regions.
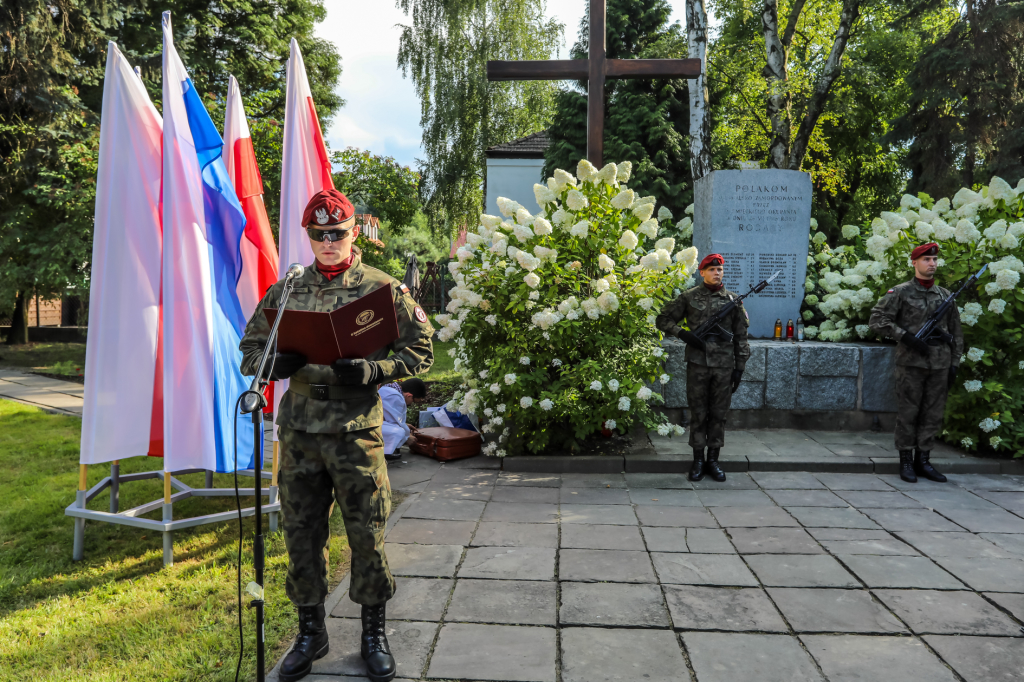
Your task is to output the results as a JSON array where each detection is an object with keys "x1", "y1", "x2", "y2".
[
  {"x1": 0, "y1": 294, "x2": 88, "y2": 329},
  {"x1": 414, "y1": 261, "x2": 452, "y2": 313}
]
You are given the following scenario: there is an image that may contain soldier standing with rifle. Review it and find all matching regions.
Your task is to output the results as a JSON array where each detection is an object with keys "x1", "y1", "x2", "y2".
[
  {"x1": 869, "y1": 242, "x2": 969, "y2": 484},
  {"x1": 656, "y1": 254, "x2": 751, "y2": 483},
  {"x1": 240, "y1": 189, "x2": 434, "y2": 682}
]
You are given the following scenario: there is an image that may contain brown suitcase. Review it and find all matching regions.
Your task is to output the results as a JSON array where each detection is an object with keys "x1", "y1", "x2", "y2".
[{"x1": 408, "y1": 426, "x2": 481, "y2": 461}]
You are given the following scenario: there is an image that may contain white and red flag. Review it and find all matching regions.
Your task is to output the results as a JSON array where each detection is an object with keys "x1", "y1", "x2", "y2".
[
  {"x1": 273, "y1": 38, "x2": 335, "y2": 434},
  {"x1": 80, "y1": 42, "x2": 163, "y2": 465},
  {"x1": 223, "y1": 74, "x2": 279, "y2": 316}
]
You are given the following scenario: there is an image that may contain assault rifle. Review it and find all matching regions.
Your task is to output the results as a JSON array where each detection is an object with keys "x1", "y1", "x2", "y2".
[
  {"x1": 691, "y1": 269, "x2": 783, "y2": 343},
  {"x1": 914, "y1": 263, "x2": 988, "y2": 346}
]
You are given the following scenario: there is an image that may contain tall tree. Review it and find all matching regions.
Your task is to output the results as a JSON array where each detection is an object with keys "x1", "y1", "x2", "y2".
[
  {"x1": 396, "y1": 0, "x2": 563, "y2": 234},
  {"x1": 544, "y1": 0, "x2": 693, "y2": 217},
  {"x1": 889, "y1": 0, "x2": 1024, "y2": 197},
  {"x1": 686, "y1": 0, "x2": 712, "y2": 181}
]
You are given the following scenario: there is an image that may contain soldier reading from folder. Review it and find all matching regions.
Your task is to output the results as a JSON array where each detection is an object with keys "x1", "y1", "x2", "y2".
[{"x1": 239, "y1": 189, "x2": 433, "y2": 682}]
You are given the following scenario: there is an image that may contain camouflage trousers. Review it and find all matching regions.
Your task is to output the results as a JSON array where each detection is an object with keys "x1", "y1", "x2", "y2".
[
  {"x1": 894, "y1": 365, "x2": 949, "y2": 451},
  {"x1": 687, "y1": 363, "x2": 734, "y2": 449},
  {"x1": 278, "y1": 426, "x2": 396, "y2": 607}
]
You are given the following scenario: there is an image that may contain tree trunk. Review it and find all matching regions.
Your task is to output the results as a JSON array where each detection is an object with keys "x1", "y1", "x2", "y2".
[
  {"x1": 686, "y1": 0, "x2": 713, "y2": 181},
  {"x1": 6, "y1": 291, "x2": 29, "y2": 345},
  {"x1": 788, "y1": 0, "x2": 861, "y2": 170},
  {"x1": 761, "y1": 0, "x2": 790, "y2": 168}
]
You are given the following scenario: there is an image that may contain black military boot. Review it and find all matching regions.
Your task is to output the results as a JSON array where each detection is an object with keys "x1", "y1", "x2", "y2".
[
  {"x1": 689, "y1": 447, "x2": 706, "y2": 482},
  {"x1": 361, "y1": 603, "x2": 397, "y2": 682},
  {"x1": 899, "y1": 450, "x2": 917, "y2": 483},
  {"x1": 914, "y1": 449, "x2": 947, "y2": 483},
  {"x1": 280, "y1": 604, "x2": 329, "y2": 682},
  {"x1": 705, "y1": 448, "x2": 727, "y2": 482}
]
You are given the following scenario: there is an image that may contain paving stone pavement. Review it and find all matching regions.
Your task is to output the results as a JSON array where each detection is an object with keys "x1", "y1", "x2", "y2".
[
  {"x1": 273, "y1": 451, "x2": 1024, "y2": 682},
  {"x1": 0, "y1": 367, "x2": 83, "y2": 415}
]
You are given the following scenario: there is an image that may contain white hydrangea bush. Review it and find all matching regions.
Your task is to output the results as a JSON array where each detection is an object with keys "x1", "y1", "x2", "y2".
[
  {"x1": 436, "y1": 159, "x2": 696, "y2": 455},
  {"x1": 802, "y1": 175, "x2": 1024, "y2": 455}
]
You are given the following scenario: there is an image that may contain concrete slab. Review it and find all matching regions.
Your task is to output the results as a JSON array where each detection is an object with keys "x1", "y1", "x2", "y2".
[
  {"x1": 651, "y1": 553, "x2": 759, "y2": 586},
  {"x1": 313, "y1": 618, "x2": 435, "y2": 679},
  {"x1": 767, "y1": 588, "x2": 906, "y2": 634},
  {"x1": 386, "y1": 518, "x2": 476, "y2": 546},
  {"x1": 684, "y1": 632, "x2": 824, "y2": 682},
  {"x1": 430, "y1": 468, "x2": 498, "y2": 485},
  {"x1": 806, "y1": 528, "x2": 893, "y2": 541},
  {"x1": 690, "y1": 472, "x2": 759, "y2": 490},
  {"x1": 471, "y1": 522, "x2": 559, "y2": 548},
  {"x1": 749, "y1": 471, "x2": 827, "y2": 489},
  {"x1": 814, "y1": 473, "x2": 894, "y2": 491},
  {"x1": 559, "y1": 549, "x2": 657, "y2": 583},
  {"x1": 664, "y1": 586, "x2": 788, "y2": 632},
  {"x1": 785, "y1": 506, "x2": 881, "y2": 529},
  {"x1": 924, "y1": 635, "x2": 1024, "y2": 682},
  {"x1": 983, "y1": 591, "x2": 1024, "y2": 620},
  {"x1": 895, "y1": 531, "x2": 1017, "y2": 559},
  {"x1": 561, "y1": 628, "x2": 685, "y2": 682},
  {"x1": 937, "y1": 507, "x2": 1024, "y2": 534},
  {"x1": 980, "y1": 533, "x2": 1024, "y2": 557},
  {"x1": 560, "y1": 473, "x2": 626, "y2": 488},
  {"x1": 623, "y1": 472, "x2": 692, "y2": 489},
  {"x1": 420, "y1": 481, "x2": 494, "y2": 501},
  {"x1": 946, "y1": 474, "x2": 1024, "y2": 492},
  {"x1": 489, "y1": 486, "x2": 559, "y2": 504},
  {"x1": 559, "y1": 523, "x2": 645, "y2": 551},
  {"x1": 495, "y1": 472, "x2": 561, "y2": 487},
  {"x1": 686, "y1": 528, "x2": 737, "y2": 553},
  {"x1": 975, "y1": 491, "x2": 1024, "y2": 514},
  {"x1": 903, "y1": 489, "x2": 1000, "y2": 510},
  {"x1": 710, "y1": 506, "x2": 799, "y2": 527},
  {"x1": 728, "y1": 527, "x2": 824, "y2": 554},
  {"x1": 559, "y1": 504, "x2": 637, "y2": 525},
  {"x1": 332, "y1": 578, "x2": 451, "y2": 621},
  {"x1": 428, "y1": 623, "x2": 556, "y2": 682},
  {"x1": 387, "y1": 544, "x2": 463, "y2": 578},
  {"x1": 819, "y1": 538, "x2": 920, "y2": 555},
  {"x1": 559, "y1": 487, "x2": 631, "y2": 504},
  {"x1": 457, "y1": 546, "x2": 556, "y2": 581},
  {"x1": 445, "y1": 579, "x2": 557, "y2": 625},
  {"x1": 696, "y1": 489, "x2": 776, "y2": 506},
  {"x1": 766, "y1": 489, "x2": 849, "y2": 507},
  {"x1": 839, "y1": 555, "x2": 965, "y2": 589},
  {"x1": 859, "y1": 508, "x2": 967, "y2": 532},
  {"x1": 403, "y1": 497, "x2": 485, "y2": 522},
  {"x1": 801, "y1": 634, "x2": 958, "y2": 682},
  {"x1": 639, "y1": 526, "x2": 689, "y2": 552},
  {"x1": 481, "y1": 501, "x2": 559, "y2": 524},
  {"x1": 635, "y1": 505, "x2": 718, "y2": 527},
  {"x1": 833, "y1": 491, "x2": 923, "y2": 508},
  {"x1": 626, "y1": 488, "x2": 701, "y2": 506},
  {"x1": 559, "y1": 582, "x2": 670, "y2": 627},
  {"x1": 746, "y1": 554, "x2": 858, "y2": 588},
  {"x1": 933, "y1": 556, "x2": 1024, "y2": 592},
  {"x1": 874, "y1": 589, "x2": 1022, "y2": 636}
]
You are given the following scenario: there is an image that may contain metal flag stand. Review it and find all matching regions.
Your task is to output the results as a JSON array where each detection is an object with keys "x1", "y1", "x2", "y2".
[{"x1": 66, "y1": 442, "x2": 281, "y2": 568}]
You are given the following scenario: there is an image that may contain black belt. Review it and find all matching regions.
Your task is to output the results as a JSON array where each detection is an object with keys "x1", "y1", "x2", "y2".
[{"x1": 288, "y1": 380, "x2": 375, "y2": 401}]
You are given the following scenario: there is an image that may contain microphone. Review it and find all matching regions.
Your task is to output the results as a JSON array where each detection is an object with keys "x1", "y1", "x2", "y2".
[{"x1": 285, "y1": 263, "x2": 305, "y2": 280}]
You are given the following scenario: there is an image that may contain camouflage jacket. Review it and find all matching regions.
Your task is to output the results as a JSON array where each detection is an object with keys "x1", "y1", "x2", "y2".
[
  {"x1": 868, "y1": 278, "x2": 964, "y2": 370},
  {"x1": 239, "y1": 249, "x2": 434, "y2": 433},
  {"x1": 656, "y1": 285, "x2": 751, "y2": 370}
]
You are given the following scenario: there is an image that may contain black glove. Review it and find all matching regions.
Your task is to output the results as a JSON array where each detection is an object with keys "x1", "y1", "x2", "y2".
[
  {"x1": 731, "y1": 369, "x2": 744, "y2": 394},
  {"x1": 899, "y1": 332, "x2": 930, "y2": 355},
  {"x1": 264, "y1": 353, "x2": 306, "y2": 380},
  {"x1": 332, "y1": 358, "x2": 381, "y2": 386},
  {"x1": 948, "y1": 366, "x2": 958, "y2": 391},
  {"x1": 677, "y1": 328, "x2": 707, "y2": 353}
]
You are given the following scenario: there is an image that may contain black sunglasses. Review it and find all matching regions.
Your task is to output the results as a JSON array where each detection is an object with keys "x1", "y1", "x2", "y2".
[{"x1": 306, "y1": 226, "x2": 353, "y2": 243}]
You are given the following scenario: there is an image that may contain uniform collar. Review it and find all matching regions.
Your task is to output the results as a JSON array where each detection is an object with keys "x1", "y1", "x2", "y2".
[
  {"x1": 910, "y1": 277, "x2": 937, "y2": 292},
  {"x1": 305, "y1": 247, "x2": 365, "y2": 289}
]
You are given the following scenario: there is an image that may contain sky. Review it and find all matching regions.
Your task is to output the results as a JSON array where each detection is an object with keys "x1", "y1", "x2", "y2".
[{"x1": 315, "y1": 1, "x2": 689, "y2": 170}]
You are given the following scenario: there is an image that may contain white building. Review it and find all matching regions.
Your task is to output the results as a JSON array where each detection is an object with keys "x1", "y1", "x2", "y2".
[{"x1": 484, "y1": 132, "x2": 549, "y2": 218}]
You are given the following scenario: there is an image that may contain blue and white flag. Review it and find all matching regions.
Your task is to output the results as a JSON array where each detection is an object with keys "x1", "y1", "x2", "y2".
[{"x1": 161, "y1": 11, "x2": 255, "y2": 473}]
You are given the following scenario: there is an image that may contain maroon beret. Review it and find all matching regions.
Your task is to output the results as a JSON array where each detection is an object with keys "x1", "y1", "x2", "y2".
[
  {"x1": 699, "y1": 253, "x2": 724, "y2": 270},
  {"x1": 301, "y1": 189, "x2": 354, "y2": 227},
  {"x1": 911, "y1": 242, "x2": 939, "y2": 260}
]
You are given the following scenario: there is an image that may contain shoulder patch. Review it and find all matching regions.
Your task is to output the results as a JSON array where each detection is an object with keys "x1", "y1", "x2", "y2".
[
  {"x1": 887, "y1": 289, "x2": 894, "y2": 294},
  {"x1": 399, "y1": 283, "x2": 411, "y2": 295},
  {"x1": 414, "y1": 306, "x2": 428, "y2": 323}
]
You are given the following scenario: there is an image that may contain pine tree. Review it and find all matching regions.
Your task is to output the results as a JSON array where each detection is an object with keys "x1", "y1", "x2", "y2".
[{"x1": 543, "y1": 0, "x2": 693, "y2": 217}]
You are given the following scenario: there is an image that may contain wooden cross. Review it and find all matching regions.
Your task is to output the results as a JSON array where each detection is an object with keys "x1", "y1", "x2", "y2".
[{"x1": 487, "y1": 0, "x2": 701, "y2": 167}]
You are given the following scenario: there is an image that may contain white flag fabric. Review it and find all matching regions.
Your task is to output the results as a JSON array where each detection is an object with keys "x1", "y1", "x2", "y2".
[
  {"x1": 80, "y1": 43, "x2": 163, "y2": 465},
  {"x1": 274, "y1": 38, "x2": 335, "y2": 437}
]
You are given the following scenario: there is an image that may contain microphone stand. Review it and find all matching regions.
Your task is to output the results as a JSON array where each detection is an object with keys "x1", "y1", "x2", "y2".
[{"x1": 240, "y1": 272, "x2": 300, "y2": 682}]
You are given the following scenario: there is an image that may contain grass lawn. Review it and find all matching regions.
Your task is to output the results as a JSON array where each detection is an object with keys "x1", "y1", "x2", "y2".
[
  {"x1": 0, "y1": 342, "x2": 87, "y2": 378},
  {"x1": 0, "y1": 400, "x2": 371, "y2": 681},
  {"x1": 421, "y1": 339, "x2": 456, "y2": 383}
]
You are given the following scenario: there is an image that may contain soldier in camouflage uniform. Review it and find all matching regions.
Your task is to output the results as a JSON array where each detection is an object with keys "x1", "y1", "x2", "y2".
[
  {"x1": 240, "y1": 189, "x2": 433, "y2": 682},
  {"x1": 656, "y1": 254, "x2": 750, "y2": 482},
  {"x1": 869, "y1": 242, "x2": 963, "y2": 484}
]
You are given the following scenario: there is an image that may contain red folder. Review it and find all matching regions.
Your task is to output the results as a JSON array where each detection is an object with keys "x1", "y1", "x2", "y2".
[{"x1": 263, "y1": 285, "x2": 400, "y2": 365}]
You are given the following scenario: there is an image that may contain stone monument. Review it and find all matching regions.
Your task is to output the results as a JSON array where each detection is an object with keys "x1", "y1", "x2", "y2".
[{"x1": 693, "y1": 169, "x2": 813, "y2": 338}]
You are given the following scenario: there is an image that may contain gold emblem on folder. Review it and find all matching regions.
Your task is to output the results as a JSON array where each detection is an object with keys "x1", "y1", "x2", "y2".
[{"x1": 356, "y1": 310, "x2": 375, "y2": 326}]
